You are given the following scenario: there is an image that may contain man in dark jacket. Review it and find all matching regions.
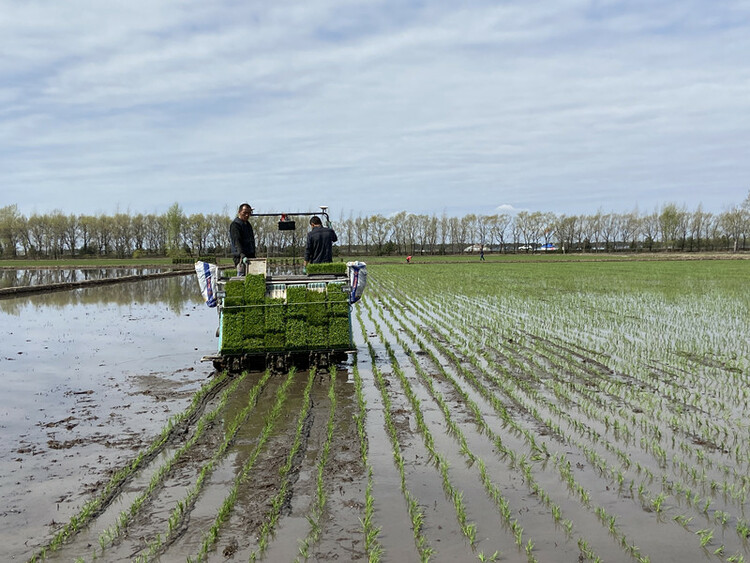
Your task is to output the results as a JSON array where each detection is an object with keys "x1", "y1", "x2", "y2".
[
  {"x1": 229, "y1": 203, "x2": 256, "y2": 275},
  {"x1": 304, "y1": 215, "x2": 338, "y2": 267}
]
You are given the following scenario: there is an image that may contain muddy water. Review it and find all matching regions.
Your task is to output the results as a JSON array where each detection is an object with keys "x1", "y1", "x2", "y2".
[{"x1": 0, "y1": 274, "x2": 218, "y2": 561}]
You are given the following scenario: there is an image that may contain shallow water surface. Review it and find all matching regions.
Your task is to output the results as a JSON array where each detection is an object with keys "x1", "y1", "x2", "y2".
[
  {"x1": 0, "y1": 274, "x2": 218, "y2": 560},
  {"x1": 0, "y1": 267, "x2": 169, "y2": 288}
]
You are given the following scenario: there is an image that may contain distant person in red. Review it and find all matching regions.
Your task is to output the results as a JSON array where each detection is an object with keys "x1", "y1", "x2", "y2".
[{"x1": 406, "y1": 255, "x2": 412, "y2": 264}]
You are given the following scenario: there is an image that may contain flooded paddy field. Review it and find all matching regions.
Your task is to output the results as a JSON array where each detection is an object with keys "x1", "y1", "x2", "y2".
[
  {"x1": 0, "y1": 267, "x2": 171, "y2": 289},
  {"x1": 0, "y1": 273, "x2": 217, "y2": 561},
  {"x1": 4, "y1": 258, "x2": 750, "y2": 562}
]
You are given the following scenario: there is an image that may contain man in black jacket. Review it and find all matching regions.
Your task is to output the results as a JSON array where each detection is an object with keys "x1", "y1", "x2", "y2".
[
  {"x1": 304, "y1": 215, "x2": 337, "y2": 268},
  {"x1": 229, "y1": 203, "x2": 256, "y2": 275}
]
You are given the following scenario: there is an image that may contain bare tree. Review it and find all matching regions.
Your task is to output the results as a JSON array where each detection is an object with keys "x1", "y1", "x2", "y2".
[
  {"x1": 555, "y1": 215, "x2": 577, "y2": 253},
  {"x1": 143, "y1": 214, "x2": 167, "y2": 254},
  {"x1": 403, "y1": 213, "x2": 419, "y2": 254},
  {"x1": 354, "y1": 216, "x2": 370, "y2": 253},
  {"x1": 0, "y1": 204, "x2": 23, "y2": 257},
  {"x1": 510, "y1": 216, "x2": 522, "y2": 251},
  {"x1": 516, "y1": 211, "x2": 545, "y2": 251},
  {"x1": 415, "y1": 214, "x2": 434, "y2": 254},
  {"x1": 4, "y1": 193, "x2": 750, "y2": 261},
  {"x1": 131, "y1": 214, "x2": 145, "y2": 253},
  {"x1": 342, "y1": 212, "x2": 355, "y2": 254},
  {"x1": 477, "y1": 215, "x2": 492, "y2": 250},
  {"x1": 676, "y1": 209, "x2": 690, "y2": 251},
  {"x1": 719, "y1": 207, "x2": 749, "y2": 252},
  {"x1": 489, "y1": 213, "x2": 511, "y2": 252},
  {"x1": 424, "y1": 214, "x2": 438, "y2": 253},
  {"x1": 618, "y1": 210, "x2": 641, "y2": 251},
  {"x1": 588, "y1": 212, "x2": 603, "y2": 251},
  {"x1": 688, "y1": 207, "x2": 708, "y2": 251},
  {"x1": 206, "y1": 213, "x2": 228, "y2": 255},
  {"x1": 78, "y1": 215, "x2": 96, "y2": 254},
  {"x1": 438, "y1": 213, "x2": 450, "y2": 254},
  {"x1": 48, "y1": 210, "x2": 69, "y2": 258},
  {"x1": 446, "y1": 216, "x2": 459, "y2": 254},
  {"x1": 186, "y1": 213, "x2": 212, "y2": 257},
  {"x1": 658, "y1": 203, "x2": 687, "y2": 251},
  {"x1": 641, "y1": 211, "x2": 659, "y2": 251},
  {"x1": 460, "y1": 214, "x2": 477, "y2": 249},
  {"x1": 112, "y1": 213, "x2": 132, "y2": 258},
  {"x1": 390, "y1": 211, "x2": 407, "y2": 254},
  {"x1": 599, "y1": 213, "x2": 617, "y2": 251},
  {"x1": 540, "y1": 212, "x2": 557, "y2": 248},
  {"x1": 370, "y1": 214, "x2": 392, "y2": 254},
  {"x1": 27, "y1": 214, "x2": 52, "y2": 258}
]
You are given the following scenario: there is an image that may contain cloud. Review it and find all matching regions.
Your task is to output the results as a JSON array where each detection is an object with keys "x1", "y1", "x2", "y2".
[
  {"x1": 495, "y1": 204, "x2": 520, "y2": 214},
  {"x1": 2, "y1": 0, "x2": 749, "y2": 218}
]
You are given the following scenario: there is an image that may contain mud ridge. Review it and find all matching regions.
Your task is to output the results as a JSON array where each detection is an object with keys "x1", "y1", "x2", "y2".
[
  {"x1": 280, "y1": 396, "x2": 316, "y2": 517},
  {"x1": 0, "y1": 268, "x2": 192, "y2": 299}
]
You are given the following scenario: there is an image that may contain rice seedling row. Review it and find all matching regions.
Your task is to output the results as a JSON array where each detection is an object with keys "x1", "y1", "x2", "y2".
[
  {"x1": 366, "y1": 261, "x2": 750, "y2": 562},
  {"x1": 93, "y1": 370, "x2": 253, "y2": 557},
  {"x1": 186, "y1": 368, "x2": 298, "y2": 562},
  {"x1": 245, "y1": 369, "x2": 317, "y2": 561},
  {"x1": 27, "y1": 370, "x2": 234, "y2": 563},
  {"x1": 439, "y1": 293, "x2": 750, "y2": 521},
  {"x1": 361, "y1": 298, "x2": 486, "y2": 553},
  {"x1": 355, "y1": 305, "x2": 434, "y2": 561},
  {"x1": 349, "y1": 359, "x2": 384, "y2": 562},
  {"x1": 378, "y1": 280, "x2": 743, "y2": 558},
  {"x1": 295, "y1": 369, "x2": 339, "y2": 561},
  {"x1": 364, "y1": 291, "x2": 581, "y2": 562},
  {"x1": 369, "y1": 281, "x2": 626, "y2": 561}
]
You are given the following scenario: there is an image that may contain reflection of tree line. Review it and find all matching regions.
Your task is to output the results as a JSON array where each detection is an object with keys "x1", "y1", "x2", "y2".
[
  {"x1": 0, "y1": 275, "x2": 203, "y2": 315},
  {"x1": 0, "y1": 268, "x2": 166, "y2": 289}
]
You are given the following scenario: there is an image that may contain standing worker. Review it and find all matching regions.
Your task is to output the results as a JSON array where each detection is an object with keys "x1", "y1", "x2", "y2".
[
  {"x1": 229, "y1": 202, "x2": 256, "y2": 275},
  {"x1": 304, "y1": 215, "x2": 338, "y2": 269}
]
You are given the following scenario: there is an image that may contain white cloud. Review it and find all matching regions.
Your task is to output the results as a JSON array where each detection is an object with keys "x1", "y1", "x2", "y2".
[
  {"x1": 495, "y1": 204, "x2": 520, "y2": 214},
  {"x1": 1, "y1": 0, "x2": 749, "y2": 217}
]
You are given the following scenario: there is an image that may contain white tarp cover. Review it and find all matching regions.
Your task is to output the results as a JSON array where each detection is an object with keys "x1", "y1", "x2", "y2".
[
  {"x1": 347, "y1": 261, "x2": 367, "y2": 304},
  {"x1": 195, "y1": 261, "x2": 219, "y2": 307}
]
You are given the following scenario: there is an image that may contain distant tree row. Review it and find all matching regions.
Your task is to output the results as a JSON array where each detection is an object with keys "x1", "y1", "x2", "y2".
[{"x1": 1, "y1": 194, "x2": 749, "y2": 259}]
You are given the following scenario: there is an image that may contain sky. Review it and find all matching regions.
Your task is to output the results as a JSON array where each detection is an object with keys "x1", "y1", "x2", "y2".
[{"x1": 2, "y1": 0, "x2": 749, "y2": 220}]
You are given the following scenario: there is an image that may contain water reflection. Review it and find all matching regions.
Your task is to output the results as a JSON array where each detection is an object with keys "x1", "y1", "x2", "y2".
[
  {"x1": 0, "y1": 274, "x2": 205, "y2": 315},
  {"x1": 0, "y1": 267, "x2": 168, "y2": 289}
]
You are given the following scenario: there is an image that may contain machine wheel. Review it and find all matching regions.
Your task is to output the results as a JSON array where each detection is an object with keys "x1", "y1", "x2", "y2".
[{"x1": 268, "y1": 353, "x2": 288, "y2": 374}]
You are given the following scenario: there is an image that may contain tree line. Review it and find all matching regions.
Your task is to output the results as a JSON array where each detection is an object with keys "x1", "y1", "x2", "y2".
[{"x1": 1, "y1": 194, "x2": 749, "y2": 260}]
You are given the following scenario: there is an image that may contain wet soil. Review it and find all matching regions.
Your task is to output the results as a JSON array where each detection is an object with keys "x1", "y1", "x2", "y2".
[{"x1": 0, "y1": 273, "x2": 215, "y2": 561}]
